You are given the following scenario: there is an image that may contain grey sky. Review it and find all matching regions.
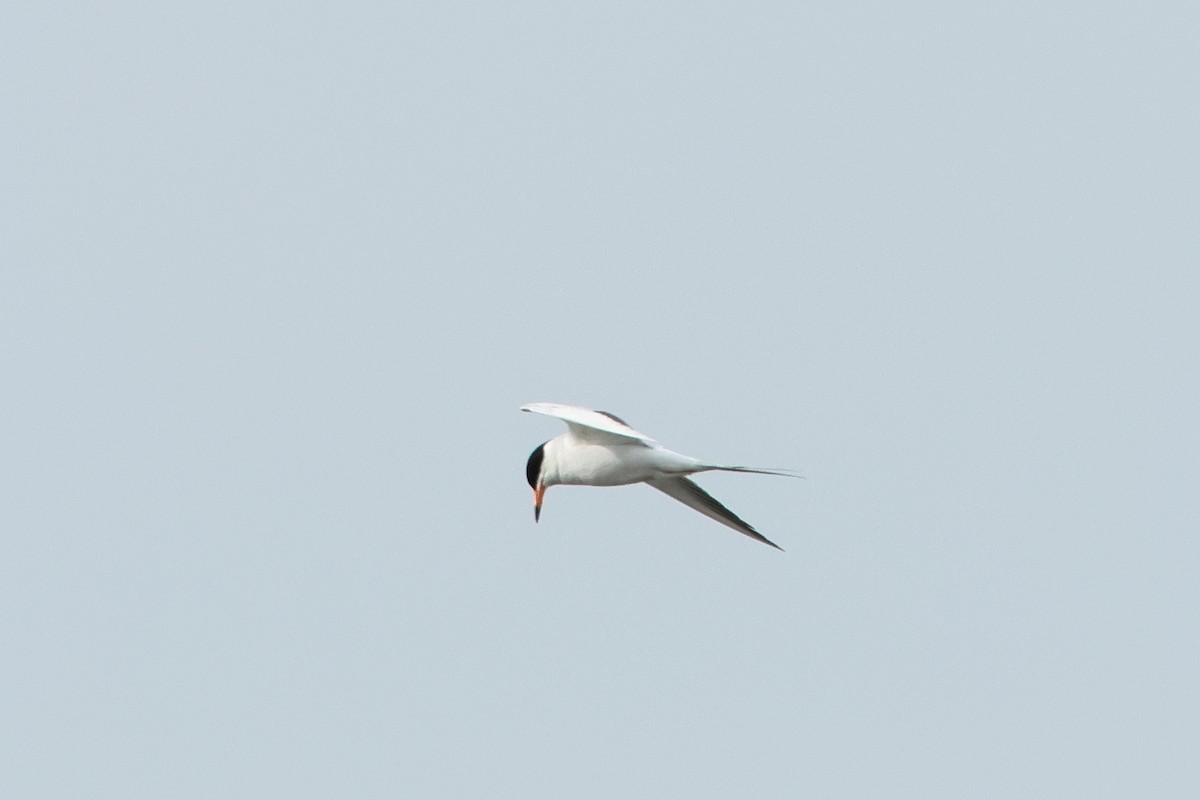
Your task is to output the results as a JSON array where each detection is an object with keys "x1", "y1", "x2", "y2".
[{"x1": 3, "y1": 2, "x2": 1197, "y2": 797}]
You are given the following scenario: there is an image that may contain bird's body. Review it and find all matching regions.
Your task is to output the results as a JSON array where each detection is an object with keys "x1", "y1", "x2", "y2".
[
  {"x1": 537, "y1": 435, "x2": 701, "y2": 487},
  {"x1": 522, "y1": 403, "x2": 795, "y2": 550}
]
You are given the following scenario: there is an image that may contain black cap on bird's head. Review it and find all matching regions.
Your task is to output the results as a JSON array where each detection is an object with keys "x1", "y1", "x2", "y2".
[{"x1": 526, "y1": 442, "x2": 547, "y2": 522}]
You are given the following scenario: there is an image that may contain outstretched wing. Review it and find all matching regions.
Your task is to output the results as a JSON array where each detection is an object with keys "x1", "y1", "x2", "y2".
[
  {"x1": 521, "y1": 403, "x2": 657, "y2": 445},
  {"x1": 646, "y1": 476, "x2": 783, "y2": 550}
]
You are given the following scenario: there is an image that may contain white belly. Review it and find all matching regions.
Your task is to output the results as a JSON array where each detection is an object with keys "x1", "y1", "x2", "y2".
[{"x1": 555, "y1": 443, "x2": 691, "y2": 486}]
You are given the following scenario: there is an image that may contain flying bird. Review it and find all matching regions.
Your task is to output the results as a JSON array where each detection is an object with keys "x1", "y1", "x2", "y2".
[{"x1": 522, "y1": 403, "x2": 796, "y2": 550}]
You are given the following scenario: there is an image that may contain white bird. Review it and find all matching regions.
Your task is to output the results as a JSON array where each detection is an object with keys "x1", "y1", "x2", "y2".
[{"x1": 522, "y1": 402, "x2": 796, "y2": 550}]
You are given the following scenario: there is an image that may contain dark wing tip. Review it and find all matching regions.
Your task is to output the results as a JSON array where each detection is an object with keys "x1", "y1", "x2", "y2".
[
  {"x1": 739, "y1": 522, "x2": 785, "y2": 551},
  {"x1": 652, "y1": 477, "x2": 785, "y2": 551}
]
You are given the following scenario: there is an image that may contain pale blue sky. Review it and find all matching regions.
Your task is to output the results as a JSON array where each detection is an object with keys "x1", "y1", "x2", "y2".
[{"x1": 3, "y1": 2, "x2": 1198, "y2": 797}]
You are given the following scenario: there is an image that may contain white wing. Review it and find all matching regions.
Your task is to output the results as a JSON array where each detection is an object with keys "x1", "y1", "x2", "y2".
[
  {"x1": 520, "y1": 402, "x2": 657, "y2": 445},
  {"x1": 646, "y1": 476, "x2": 784, "y2": 550}
]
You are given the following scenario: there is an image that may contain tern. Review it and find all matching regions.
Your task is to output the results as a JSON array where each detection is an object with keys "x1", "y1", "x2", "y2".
[{"x1": 522, "y1": 403, "x2": 796, "y2": 550}]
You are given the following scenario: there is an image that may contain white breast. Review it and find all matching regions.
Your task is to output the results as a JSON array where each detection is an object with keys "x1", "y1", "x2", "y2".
[{"x1": 546, "y1": 437, "x2": 697, "y2": 487}]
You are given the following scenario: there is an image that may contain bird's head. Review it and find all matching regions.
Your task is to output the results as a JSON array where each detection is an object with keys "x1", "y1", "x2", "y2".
[{"x1": 525, "y1": 441, "x2": 549, "y2": 521}]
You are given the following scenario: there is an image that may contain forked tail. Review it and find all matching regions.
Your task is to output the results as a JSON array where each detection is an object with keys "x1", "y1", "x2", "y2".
[{"x1": 709, "y1": 465, "x2": 803, "y2": 478}]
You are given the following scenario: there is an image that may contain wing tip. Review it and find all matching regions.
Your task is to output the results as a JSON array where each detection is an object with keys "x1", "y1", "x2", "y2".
[
  {"x1": 649, "y1": 476, "x2": 787, "y2": 551},
  {"x1": 744, "y1": 525, "x2": 785, "y2": 551}
]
